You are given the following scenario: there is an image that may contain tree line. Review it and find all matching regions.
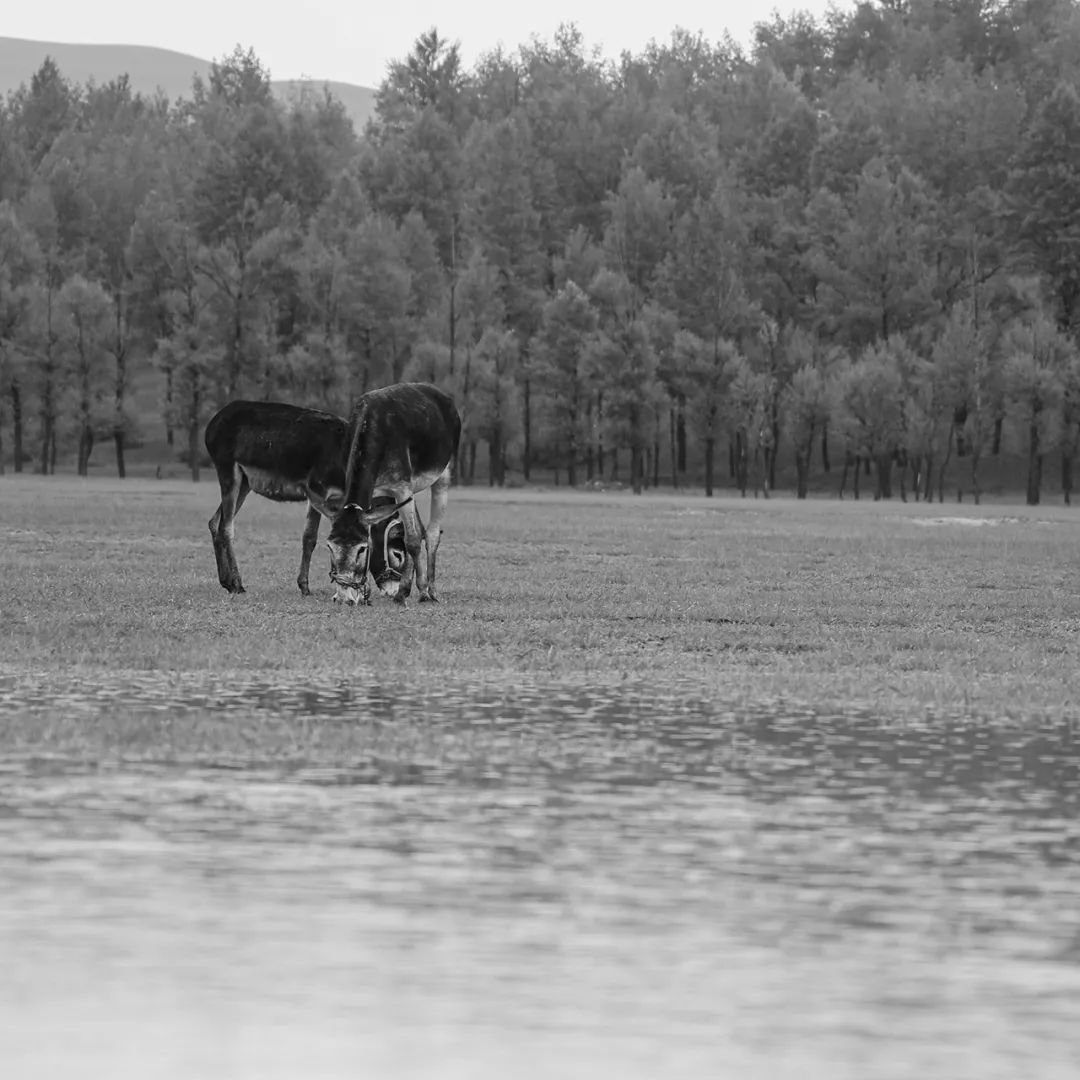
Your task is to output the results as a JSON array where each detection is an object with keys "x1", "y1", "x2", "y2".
[{"x1": 3, "y1": 0, "x2": 1080, "y2": 503}]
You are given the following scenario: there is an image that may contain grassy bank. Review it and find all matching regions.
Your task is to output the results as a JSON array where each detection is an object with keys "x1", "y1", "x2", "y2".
[{"x1": 2, "y1": 475, "x2": 1079, "y2": 721}]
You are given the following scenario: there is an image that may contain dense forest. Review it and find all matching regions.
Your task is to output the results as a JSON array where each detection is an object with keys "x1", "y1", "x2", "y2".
[{"x1": 2, "y1": 0, "x2": 1080, "y2": 503}]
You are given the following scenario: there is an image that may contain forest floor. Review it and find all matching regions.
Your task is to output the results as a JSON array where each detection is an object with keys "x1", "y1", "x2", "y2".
[{"x1": 2, "y1": 476, "x2": 1079, "y2": 758}]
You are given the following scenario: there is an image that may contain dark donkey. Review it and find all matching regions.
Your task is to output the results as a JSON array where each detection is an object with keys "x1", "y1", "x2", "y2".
[
  {"x1": 327, "y1": 382, "x2": 461, "y2": 606},
  {"x1": 205, "y1": 400, "x2": 406, "y2": 596}
]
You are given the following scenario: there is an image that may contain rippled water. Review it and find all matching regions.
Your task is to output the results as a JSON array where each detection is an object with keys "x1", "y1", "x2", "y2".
[{"x1": 2, "y1": 675, "x2": 1079, "y2": 1079}]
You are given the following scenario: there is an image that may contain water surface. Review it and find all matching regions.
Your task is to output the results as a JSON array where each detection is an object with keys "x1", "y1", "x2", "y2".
[{"x1": 2, "y1": 674, "x2": 1078, "y2": 1079}]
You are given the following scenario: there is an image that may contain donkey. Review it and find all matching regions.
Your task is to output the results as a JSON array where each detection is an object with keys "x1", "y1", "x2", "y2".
[
  {"x1": 205, "y1": 400, "x2": 405, "y2": 597},
  {"x1": 326, "y1": 382, "x2": 461, "y2": 606}
]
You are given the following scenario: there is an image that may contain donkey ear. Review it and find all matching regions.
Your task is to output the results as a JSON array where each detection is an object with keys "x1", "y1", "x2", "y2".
[{"x1": 359, "y1": 503, "x2": 401, "y2": 526}]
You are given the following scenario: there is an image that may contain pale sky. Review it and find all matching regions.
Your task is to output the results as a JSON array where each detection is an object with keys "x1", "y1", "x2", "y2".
[{"x1": 5, "y1": 1, "x2": 846, "y2": 88}]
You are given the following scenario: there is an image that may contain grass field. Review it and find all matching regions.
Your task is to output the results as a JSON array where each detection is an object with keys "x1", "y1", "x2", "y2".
[{"x1": 2, "y1": 476, "x2": 1080, "y2": 731}]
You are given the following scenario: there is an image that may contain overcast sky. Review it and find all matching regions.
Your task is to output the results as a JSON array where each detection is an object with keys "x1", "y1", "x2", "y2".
[{"x1": 5, "y1": 1, "x2": 846, "y2": 88}]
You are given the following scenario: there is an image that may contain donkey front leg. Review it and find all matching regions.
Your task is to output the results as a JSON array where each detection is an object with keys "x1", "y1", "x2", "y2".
[
  {"x1": 395, "y1": 499, "x2": 428, "y2": 605},
  {"x1": 297, "y1": 504, "x2": 322, "y2": 596},
  {"x1": 209, "y1": 466, "x2": 250, "y2": 593},
  {"x1": 419, "y1": 466, "x2": 451, "y2": 602}
]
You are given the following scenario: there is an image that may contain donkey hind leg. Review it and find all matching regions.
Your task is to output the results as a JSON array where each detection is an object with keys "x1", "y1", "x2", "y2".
[
  {"x1": 297, "y1": 504, "x2": 322, "y2": 596},
  {"x1": 419, "y1": 466, "x2": 451, "y2": 603},
  {"x1": 226, "y1": 475, "x2": 251, "y2": 590},
  {"x1": 208, "y1": 484, "x2": 234, "y2": 592},
  {"x1": 209, "y1": 465, "x2": 250, "y2": 593}
]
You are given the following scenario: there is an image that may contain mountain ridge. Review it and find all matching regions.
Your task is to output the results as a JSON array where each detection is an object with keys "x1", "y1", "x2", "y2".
[{"x1": 0, "y1": 35, "x2": 376, "y2": 132}]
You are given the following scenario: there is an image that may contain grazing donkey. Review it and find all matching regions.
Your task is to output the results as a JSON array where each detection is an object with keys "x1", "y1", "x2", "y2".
[
  {"x1": 205, "y1": 400, "x2": 405, "y2": 597},
  {"x1": 326, "y1": 382, "x2": 461, "y2": 606}
]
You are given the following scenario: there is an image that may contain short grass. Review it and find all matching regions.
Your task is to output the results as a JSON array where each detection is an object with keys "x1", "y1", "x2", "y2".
[{"x1": 2, "y1": 476, "x2": 1080, "y2": 729}]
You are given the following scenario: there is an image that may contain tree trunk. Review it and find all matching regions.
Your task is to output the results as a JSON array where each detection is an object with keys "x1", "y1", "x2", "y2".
[
  {"x1": 795, "y1": 450, "x2": 809, "y2": 499},
  {"x1": 228, "y1": 304, "x2": 242, "y2": 398},
  {"x1": 11, "y1": 380, "x2": 23, "y2": 472},
  {"x1": 468, "y1": 440, "x2": 476, "y2": 485},
  {"x1": 874, "y1": 453, "x2": 892, "y2": 500},
  {"x1": 189, "y1": 381, "x2": 201, "y2": 482},
  {"x1": 768, "y1": 409, "x2": 780, "y2": 492},
  {"x1": 704, "y1": 436, "x2": 715, "y2": 497},
  {"x1": 1026, "y1": 418, "x2": 1041, "y2": 506},
  {"x1": 755, "y1": 446, "x2": 769, "y2": 499},
  {"x1": 165, "y1": 366, "x2": 174, "y2": 446},
  {"x1": 821, "y1": 423, "x2": 830, "y2": 472},
  {"x1": 735, "y1": 432, "x2": 748, "y2": 496},
  {"x1": 488, "y1": 430, "x2": 503, "y2": 487},
  {"x1": 1063, "y1": 450, "x2": 1073, "y2": 506},
  {"x1": 631, "y1": 444, "x2": 643, "y2": 495},
  {"x1": 676, "y1": 398, "x2": 686, "y2": 473},
  {"x1": 585, "y1": 398, "x2": 594, "y2": 482},
  {"x1": 77, "y1": 425, "x2": 94, "y2": 476},
  {"x1": 448, "y1": 269, "x2": 456, "y2": 377},
  {"x1": 114, "y1": 317, "x2": 127, "y2": 478},
  {"x1": 937, "y1": 426, "x2": 954, "y2": 503},
  {"x1": 596, "y1": 391, "x2": 604, "y2": 482},
  {"x1": 522, "y1": 377, "x2": 531, "y2": 481},
  {"x1": 669, "y1": 406, "x2": 678, "y2": 489},
  {"x1": 188, "y1": 417, "x2": 200, "y2": 482},
  {"x1": 39, "y1": 394, "x2": 53, "y2": 475}
]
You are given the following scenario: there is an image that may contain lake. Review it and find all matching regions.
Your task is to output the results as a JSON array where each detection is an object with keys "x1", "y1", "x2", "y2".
[{"x1": 2, "y1": 673, "x2": 1078, "y2": 1079}]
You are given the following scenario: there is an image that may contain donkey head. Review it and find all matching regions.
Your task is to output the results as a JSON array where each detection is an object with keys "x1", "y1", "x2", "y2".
[
  {"x1": 367, "y1": 499, "x2": 411, "y2": 599},
  {"x1": 326, "y1": 500, "x2": 405, "y2": 606}
]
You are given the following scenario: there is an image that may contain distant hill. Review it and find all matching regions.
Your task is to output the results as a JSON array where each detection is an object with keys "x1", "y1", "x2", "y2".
[{"x1": 0, "y1": 36, "x2": 376, "y2": 133}]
